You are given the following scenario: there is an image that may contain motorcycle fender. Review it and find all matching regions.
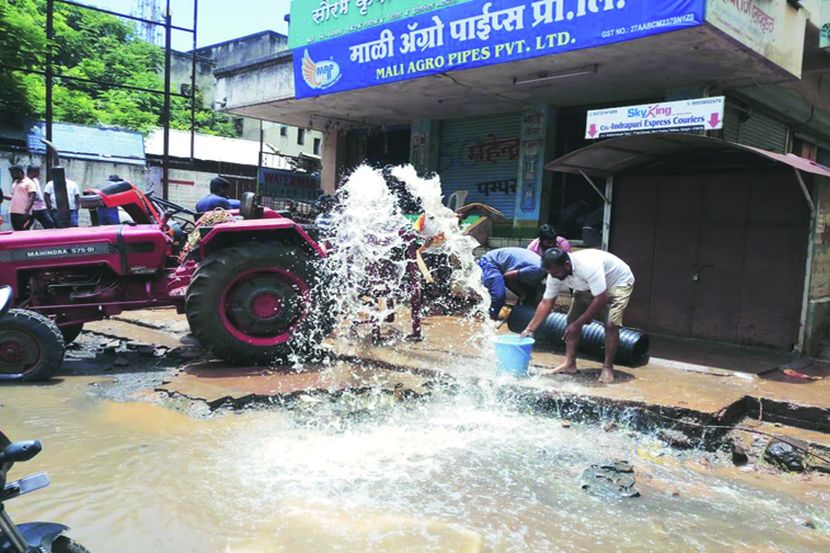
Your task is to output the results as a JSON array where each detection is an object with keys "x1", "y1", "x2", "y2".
[{"x1": 0, "y1": 522, "x2": 69, "y2": 552}]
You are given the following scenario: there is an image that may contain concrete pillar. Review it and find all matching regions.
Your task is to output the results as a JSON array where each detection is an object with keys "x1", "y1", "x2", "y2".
[
  {"x1": 514, "y1": 106, "x2": 556, "y2": 231},
  {"x1": 320, "y1": 129, "x2": 346, "y2": 194},
  {"x1": 803, "y1": 176, "x2": 830, "y2": 355},
  {"x1": 409, "y1": 119, "x2": 440, "y2": 175}
]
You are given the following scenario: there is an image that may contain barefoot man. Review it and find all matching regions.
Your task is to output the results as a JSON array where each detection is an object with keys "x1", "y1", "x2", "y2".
[{"x1": 520, "y1": 248, "x2": 635, "y2": 383}]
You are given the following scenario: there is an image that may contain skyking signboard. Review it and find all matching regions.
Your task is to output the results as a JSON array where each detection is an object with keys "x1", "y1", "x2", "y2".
[
  {"x1": 294, "y1": 0, "x2": 706, "y2": 99},
  {"x1": 584, "y1": 96, "x2": 725, "y2": 139}
]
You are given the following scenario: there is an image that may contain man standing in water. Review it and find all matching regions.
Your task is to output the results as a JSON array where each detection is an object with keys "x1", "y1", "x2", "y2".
[{"x1": 521, "y1": 248, "x2": 635, "y2": 383}]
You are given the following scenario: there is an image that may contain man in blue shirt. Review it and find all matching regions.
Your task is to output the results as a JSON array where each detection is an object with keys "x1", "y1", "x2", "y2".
[
  {"x1": 195, "y1": 177, "x2": 241, "y2": 213},
  {"x1": 478, "y1": 247, "x2": 546, "y2": 320}
]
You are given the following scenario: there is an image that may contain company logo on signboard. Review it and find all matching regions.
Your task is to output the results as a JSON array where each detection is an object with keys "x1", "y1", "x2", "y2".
[
  {"x1": 301, "y1": 50, "x2": 342, "y2": 90},
  {"x1": 585, "y1": 97, "x2": 725, "y2": 139}
]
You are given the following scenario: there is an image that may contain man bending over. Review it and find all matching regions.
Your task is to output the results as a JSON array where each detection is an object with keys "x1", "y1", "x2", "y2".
[{"x1": 521, "y1": 248, "x2": 635, "y2": 383}]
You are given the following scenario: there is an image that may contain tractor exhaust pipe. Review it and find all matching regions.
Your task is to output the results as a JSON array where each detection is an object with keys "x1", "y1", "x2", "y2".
[{"x1": 41, "y1": 139, "x2": 70, "y2": 228}]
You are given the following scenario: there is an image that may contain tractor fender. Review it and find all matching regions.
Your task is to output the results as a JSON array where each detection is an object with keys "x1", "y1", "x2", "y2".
[
  {"x1": 198, "y1": 219, "x2": 325, "y2": 259},
  {"x1": 0, "y1": 522, "x2": 69, "y2": 552},
  {"x1": 0, "y1": 285, "x2": 14, "y2": 316}
]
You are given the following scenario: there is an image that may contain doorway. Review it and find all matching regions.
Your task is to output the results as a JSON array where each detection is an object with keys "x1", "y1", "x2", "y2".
[{"x1": 611, "y1": 171, "x2": 809, "y2": 349}]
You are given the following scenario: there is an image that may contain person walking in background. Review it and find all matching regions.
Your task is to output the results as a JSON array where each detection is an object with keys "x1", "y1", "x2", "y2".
[
  {"x1": 527, "y1": 224, "x2": 571, "y2": 256},
  {"x1": 8, "y1": 166, "x2": 37, "y2": 230},
  {"x1": 26, "y1": 166, "x2": 54, "y2": 229},
  {"x1": 44, "y1": 173, "x2": 81, "y2": 228},
  {"x1": 521, "y1": 248, "x2": 635, "y2": 384}
]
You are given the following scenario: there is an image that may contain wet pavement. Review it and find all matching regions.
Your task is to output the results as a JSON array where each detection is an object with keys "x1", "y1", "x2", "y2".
[
  {"x1": 87, "y1": 308, "x2": 830, "y2": 447},
  {"x1": 2, "y1": 308, "x2": 830, "y2": 552}
]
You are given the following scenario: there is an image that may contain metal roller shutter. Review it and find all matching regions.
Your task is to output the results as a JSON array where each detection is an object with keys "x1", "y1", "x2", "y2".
[
  {"x1": 437, "y1": 113, "x2": 521, "y2": 218},
  {"x1": 723, "y1": 101, "x2": 788, "y2": 153}
]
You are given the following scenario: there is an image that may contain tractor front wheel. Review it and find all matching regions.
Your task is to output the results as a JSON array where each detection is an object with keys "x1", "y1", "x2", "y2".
[
  {"x1": 185, "y1": 243, "x2": 330, "y2": 365},
  {"x1": 0, "y1": 309, "x2": 65, "y2": 381}
]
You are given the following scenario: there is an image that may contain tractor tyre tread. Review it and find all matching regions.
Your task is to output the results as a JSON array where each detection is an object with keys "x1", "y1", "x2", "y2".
[
  {"x1": 0, "y1": 309, "x2": 65, "y2": 381},
  {"x1": 185, "y1": 242, "x2": 331, "y2": 365},
  {"x1": 52, "y1": 536, "x2": 92, "y2": 553}
]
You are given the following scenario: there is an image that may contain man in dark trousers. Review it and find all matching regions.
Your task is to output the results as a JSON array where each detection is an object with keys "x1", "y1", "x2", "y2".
[
  {"x1": 478, "y1": 247, "x2": 546, "y2": 320},
  {"x1": 8, "y1": 166, "x2": 37, "y2": 230},
  {"x1": 26, "y1": 166, "x2": 54, "y2": 229}
]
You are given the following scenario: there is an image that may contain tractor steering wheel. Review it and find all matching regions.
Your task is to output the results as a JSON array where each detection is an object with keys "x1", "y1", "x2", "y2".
[{"x1": 171, "y1": 214, "x2": 196, "y2": 234}]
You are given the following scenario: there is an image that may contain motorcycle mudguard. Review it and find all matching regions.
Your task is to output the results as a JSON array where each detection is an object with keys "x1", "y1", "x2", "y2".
[{"x1": 0, "y1": 522, "x2": 68, "y2": 552}]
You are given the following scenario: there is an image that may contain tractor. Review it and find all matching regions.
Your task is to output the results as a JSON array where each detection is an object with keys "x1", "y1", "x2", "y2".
[{"x1": 0, "y1": 158, "x2": 331, "y2": 381}]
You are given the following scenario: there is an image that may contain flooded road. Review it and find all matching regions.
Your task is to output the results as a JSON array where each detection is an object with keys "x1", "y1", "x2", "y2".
[{"x1": 2, "y1": 372, "x2": 829, "y2": 552}]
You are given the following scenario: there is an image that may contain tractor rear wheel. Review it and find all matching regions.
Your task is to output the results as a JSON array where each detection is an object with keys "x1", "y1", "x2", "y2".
[
  {"x1": 185, "y1": 242, "x2": 331, "y2": 365},
  {"x1": 0, "y1": 309, "x2": 65, "y2": 381}
]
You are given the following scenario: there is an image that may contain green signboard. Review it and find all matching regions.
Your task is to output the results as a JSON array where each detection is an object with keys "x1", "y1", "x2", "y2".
[
  {"x1": 288, "y1": 0, "x2": 471, "y2": 48},
  {"x1": 821, "y1": 0, "x2": 830, "y2": 49}
]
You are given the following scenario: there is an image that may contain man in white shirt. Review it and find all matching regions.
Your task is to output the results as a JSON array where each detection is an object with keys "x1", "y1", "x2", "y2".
[
  {"x1": 521, "y1": 248, "x2": 635, "y2": 383},
  {"x1": 26, "y1": 166, "x2": 54, "y2": 228},
  {"x1": 44, "y1": 177, "x2": 81, "y2": 227}
]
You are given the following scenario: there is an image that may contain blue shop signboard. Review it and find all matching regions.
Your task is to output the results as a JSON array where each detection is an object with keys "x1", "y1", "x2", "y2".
[{"x1": 294, "y1": 0, "x2": 706, "y2": 99}]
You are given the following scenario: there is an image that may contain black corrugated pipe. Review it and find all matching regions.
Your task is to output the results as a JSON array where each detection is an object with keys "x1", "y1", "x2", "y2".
[{"x1": 506, "y1": 305, "x2": 650, "y2": 367}]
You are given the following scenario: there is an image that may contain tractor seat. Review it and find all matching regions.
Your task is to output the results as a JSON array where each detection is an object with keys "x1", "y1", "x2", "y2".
[
  {"x1": 99, "y1": 180, "x2": 133, "y2": 195},
  {"x1": 79, "y1": 180, "x2": 136, "y2": 209},
  {"x1": 79, "y1": 192, "x2": 106, "y2": 209}
]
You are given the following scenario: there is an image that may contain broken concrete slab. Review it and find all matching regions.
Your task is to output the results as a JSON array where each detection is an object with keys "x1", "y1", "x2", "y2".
[
  {"x1": 156, "y1": 360, "x2": 431, "y2": 409},
  {"x1": 580, "y1": 460, "x2": 640, "y2": 499},
  {"x1": 86, "y1": 320, "x2": 183, "y2": 349}
]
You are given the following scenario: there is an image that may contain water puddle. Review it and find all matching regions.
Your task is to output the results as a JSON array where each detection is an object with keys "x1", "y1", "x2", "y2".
[
  {"x1": 1, "y1": 165, "x2": 828, "y2": 552},
  {"x1": 2, "y1": 378, "x2": 828, "y2": 552}
]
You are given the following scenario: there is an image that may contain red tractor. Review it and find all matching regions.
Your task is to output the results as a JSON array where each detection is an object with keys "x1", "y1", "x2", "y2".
[{"x1": 0, "y1": 173, "x2": 331, "y2": 381}]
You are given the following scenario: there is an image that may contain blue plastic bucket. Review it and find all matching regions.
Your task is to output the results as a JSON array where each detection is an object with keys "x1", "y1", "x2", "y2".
[{"x1": 493, "y1": 334, "x2": 535, "y2": 377}]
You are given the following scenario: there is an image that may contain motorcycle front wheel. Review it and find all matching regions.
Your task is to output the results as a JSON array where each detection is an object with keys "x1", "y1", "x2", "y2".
[{"x1": 52, "y1": 536, "x2": 91, "y2": 553}]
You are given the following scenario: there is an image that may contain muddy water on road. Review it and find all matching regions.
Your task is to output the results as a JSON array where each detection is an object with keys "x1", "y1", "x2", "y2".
[{"x1": 1, "y1": 377, "x2": 829, "y2": 552}]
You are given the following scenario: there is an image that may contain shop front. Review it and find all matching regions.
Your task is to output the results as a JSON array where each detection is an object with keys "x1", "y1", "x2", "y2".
[
  {"x1": 545, "y1": 134, "x2": 830, "y2": 354},
  {"x1": 216, "y1": 0, "x2": 816, "y2": 224}
]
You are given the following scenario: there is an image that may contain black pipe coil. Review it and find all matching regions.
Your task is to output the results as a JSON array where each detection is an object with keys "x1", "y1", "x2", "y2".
[{"x1": 506, "y1": 305, "x2": 650, "y2": 367}]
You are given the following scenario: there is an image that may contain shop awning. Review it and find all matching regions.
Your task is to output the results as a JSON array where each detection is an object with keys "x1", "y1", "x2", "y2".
[{"x1": 545, "y1": 134, "x2": 830, "y2": 179}]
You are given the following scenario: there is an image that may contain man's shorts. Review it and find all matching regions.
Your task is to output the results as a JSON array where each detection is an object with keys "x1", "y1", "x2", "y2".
[{"x1": 567, "y1": 284, "x2": 634, "y2": 327}]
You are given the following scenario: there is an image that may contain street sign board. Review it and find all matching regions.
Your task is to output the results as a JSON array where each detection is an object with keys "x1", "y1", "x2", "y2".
[
  {"x1": 585, "y1": 96, "x2": 725, "y2": 139},
  {"x1": 293, "y1": 0, "x2": 706, "y2": 99}
]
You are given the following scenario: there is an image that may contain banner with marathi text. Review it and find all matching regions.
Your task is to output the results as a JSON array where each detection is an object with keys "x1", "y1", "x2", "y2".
[
  {"x1": 293, "y1": 0, "x2": 706, "y2": 99},
  {"x1": 288, "y1": 0, "x2": 473, "y2": 48}
]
